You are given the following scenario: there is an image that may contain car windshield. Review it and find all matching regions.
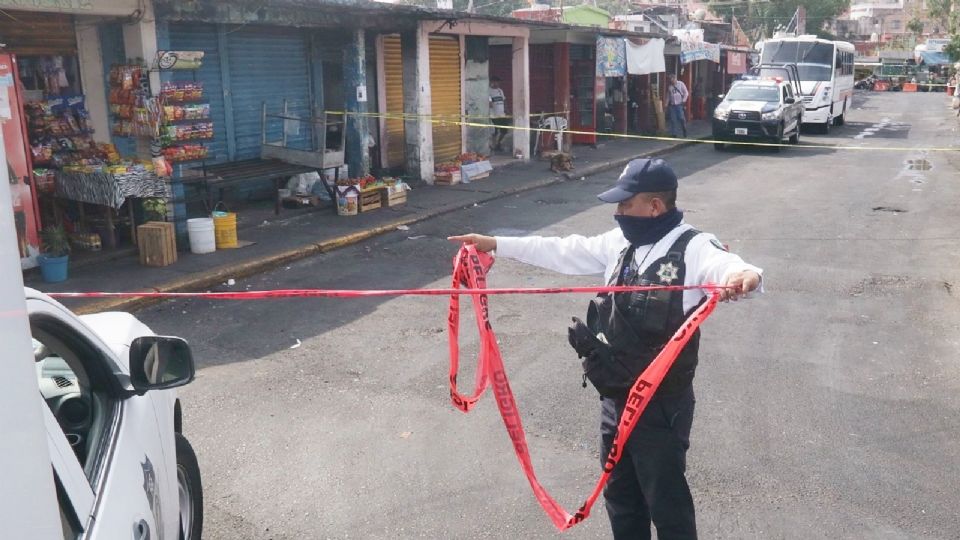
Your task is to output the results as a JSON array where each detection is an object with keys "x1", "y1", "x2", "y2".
[
  {"x1": 726, "y1": 86, "x2": 779, "y2": 102},
  {"x1": 761, "y1": 41, "x2": 835, "y2": 81}
]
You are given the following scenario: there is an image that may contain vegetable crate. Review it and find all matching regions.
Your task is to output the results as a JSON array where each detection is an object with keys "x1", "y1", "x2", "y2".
[
  {"x1": 434, "y1": 170, "x2": 461, "y2": 185},
  {"x1": 381, "y1": 187, "x2": 407, "y2": 207},
  {"x1": 359, "y1": 189, "x2": 382, "y2": 212}
]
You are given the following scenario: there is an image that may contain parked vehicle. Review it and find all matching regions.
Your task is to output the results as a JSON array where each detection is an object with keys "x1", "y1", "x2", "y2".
[
  {"x1": 855, "y1": 76, "x2": 877, "y2": 91},
  {"x1": 759, "y1": 35, "x2": 855, "y2": 133},
  {"x1": 712, "y1": 78, "x2": 804, "y2": 151},
  {"x1": 27, "y1": 288, "x2": 203, "y2": 540}
]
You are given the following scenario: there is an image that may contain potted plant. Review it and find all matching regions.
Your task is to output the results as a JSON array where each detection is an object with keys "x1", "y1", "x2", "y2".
[{"x1": 38, "y1": 224, "x2": 71, "y2": 283}]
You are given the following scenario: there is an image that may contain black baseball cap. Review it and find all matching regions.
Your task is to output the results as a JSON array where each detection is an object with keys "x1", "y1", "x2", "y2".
[{"x1": 597, "y1": 158, "x2": 678, "y2": 203}]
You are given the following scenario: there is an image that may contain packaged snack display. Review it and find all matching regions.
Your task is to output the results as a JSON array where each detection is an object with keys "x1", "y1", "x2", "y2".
[
  {"x1": 159, "y1": 80, "x2": 212, "y2": 163},
  {"x1": 162, "y1": 144, "x2": 208, "y2": 162},
  {"x1": 160, "y1": 82, "x2": 204, "y2": 102}
]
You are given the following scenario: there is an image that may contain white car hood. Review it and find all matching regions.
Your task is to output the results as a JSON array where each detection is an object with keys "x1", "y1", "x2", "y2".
[
  {"x1": 79, "y1": 312, "x2": 156, "y2": 374},
  {"x1": 724, "y1": 100, "x2": 773, "y2": 112}
]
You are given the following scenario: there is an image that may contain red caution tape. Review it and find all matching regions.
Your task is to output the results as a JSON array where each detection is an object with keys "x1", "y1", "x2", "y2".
[
  {"x1": 447, "y1": 245, "x2": 719, "y2": 531},
  {"x1": 47, "y1": 247, "x2": 722, "y2": 530},
  {"x1": 48, "y1": 284, "x2": 721, "y2": 300}
]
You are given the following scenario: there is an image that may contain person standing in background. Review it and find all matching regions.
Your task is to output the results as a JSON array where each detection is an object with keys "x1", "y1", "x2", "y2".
[
  {"x1": 666, "y1": 73, "x2": 689, "y2": 138},
  {"x1": 489, "y1": 76, "x2": 510, "y2": 152}
]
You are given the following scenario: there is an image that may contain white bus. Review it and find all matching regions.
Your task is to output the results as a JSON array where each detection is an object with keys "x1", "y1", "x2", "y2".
[{"x1": 759, "y1": 36, "x2": 855, "y2": 133}]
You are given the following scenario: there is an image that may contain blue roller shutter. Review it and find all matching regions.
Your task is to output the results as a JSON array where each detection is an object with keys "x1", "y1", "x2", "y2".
[
  {"x1": 167, "y1": 23, "x2": 229, "y2": 164},
  {"x1": 226, "y1": 25, "x2": 312, "y2": 161}
]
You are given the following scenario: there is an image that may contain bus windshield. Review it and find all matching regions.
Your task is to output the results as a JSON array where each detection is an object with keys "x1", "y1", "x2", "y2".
[{"x1": 761, "y1": 41, "x2": 835, "y2": 81}]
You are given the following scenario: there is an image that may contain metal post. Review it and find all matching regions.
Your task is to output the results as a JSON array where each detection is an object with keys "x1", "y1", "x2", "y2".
[
  {"x1": 0, "y1": 116, "x2": 61, "y2": 539},
  {"x1": 261, "y1": 101, "x2": 267, "y2": 145},
  {"x1": 282, "y1": 99, "x2": 289, "y2": 148}
]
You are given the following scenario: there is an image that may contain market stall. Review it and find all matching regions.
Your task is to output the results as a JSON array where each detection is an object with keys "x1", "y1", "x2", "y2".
[{"x1": 1, "y1": 11, "x2": 178, "y2": 270}]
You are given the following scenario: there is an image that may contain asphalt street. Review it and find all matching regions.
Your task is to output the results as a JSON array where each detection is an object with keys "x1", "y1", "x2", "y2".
[{"x1": 138, "y1": 91, "x2": 960, "y2": 539}]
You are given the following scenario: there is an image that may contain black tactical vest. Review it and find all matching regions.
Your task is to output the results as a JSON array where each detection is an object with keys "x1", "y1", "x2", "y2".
[{"x1": 579, "y1": 229, "x2": 702, "y2": 398}]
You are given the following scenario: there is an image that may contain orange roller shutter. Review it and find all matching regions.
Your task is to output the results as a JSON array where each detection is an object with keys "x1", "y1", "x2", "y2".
[{"x1": 429, "y1": 36, "x2": 462, "y2": 165}]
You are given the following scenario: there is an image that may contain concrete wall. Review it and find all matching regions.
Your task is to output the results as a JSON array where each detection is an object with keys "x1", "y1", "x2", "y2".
[{"x1": 463, "y1": 36, "x2": 491, "y2": 156}]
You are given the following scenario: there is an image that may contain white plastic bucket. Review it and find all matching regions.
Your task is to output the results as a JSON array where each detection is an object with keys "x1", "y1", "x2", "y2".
[{"x1": 187, "y1": 217, "x2": 216, "y2": 254}]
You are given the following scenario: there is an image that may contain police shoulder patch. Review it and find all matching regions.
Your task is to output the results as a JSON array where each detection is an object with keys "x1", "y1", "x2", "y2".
[{"x1": 710, "y1": 238, "x2": 728, "y2": 252}]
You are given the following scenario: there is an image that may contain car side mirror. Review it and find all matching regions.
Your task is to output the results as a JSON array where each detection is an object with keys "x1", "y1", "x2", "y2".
[
  {"x1": 129, "y1": 336, "x2": 195, "y2": 394},
  {"x1": 784, "y1": 97, "x2": 795, "y2": 104}
]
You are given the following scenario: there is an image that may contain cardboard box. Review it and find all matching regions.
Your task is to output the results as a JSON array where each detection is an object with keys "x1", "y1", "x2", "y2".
[{"x1": 461, "y1": 160, "x2": 492, "y2": 182}]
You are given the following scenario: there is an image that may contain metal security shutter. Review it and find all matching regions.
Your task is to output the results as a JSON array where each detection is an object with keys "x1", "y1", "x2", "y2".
[
  {"x1": 227, "y1": 25, "x2": 312, "y2": 161},
  {"x1": 383, "y1": 35, "x2": 405, "y2": 169},
  {"x1": 167, "y1": 23, "x2": 229, "y2": 163},
  {"x1": 429, "y1": 36, "x2": 461, "y2": 164},
  {"x1": 0, "y1": 11, "x2": 76, "y2": 55}
]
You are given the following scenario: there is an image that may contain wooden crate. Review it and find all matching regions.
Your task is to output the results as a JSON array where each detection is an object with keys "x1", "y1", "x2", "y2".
[
  {"x1": 381, "y1": 188, "x2": 407, "y2": 207},
  {"x1": 359, "y1": 189, "x2": 382, "y2": 212},
  {"x1": 137, "y1": 222, "x2": 177, "y2": 267},
  {"x1": 434, "y1": 170, "x2": 461, "y2": 185}
]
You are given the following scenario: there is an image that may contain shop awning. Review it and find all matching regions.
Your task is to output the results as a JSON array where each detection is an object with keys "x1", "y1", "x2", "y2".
[
  {"x1": 917, "y1": 51, "x2": 951, "y2": 66},
  {"x1": 626, "y1": 38, "x2": 665, "y2": 75}
]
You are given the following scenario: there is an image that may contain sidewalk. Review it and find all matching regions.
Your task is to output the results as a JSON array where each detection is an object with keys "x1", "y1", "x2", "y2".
[{"x1": 27, "y1": 121, "x2": 710, "y2": 314}]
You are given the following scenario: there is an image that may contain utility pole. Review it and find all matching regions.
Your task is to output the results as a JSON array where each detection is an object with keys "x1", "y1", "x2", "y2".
[{"x1": 0, "y1": 105, "x2": 61, "y2": 539}]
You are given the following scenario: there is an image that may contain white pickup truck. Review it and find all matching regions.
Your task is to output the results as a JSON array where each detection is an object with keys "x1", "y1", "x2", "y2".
[{"x1": 27, "y1": 288, "x2": 202, "y2": 540}]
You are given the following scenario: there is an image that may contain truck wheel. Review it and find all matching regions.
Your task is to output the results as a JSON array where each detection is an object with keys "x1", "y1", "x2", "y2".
[
  {"x1": 771, "y1": 125, "x2": 784, "y2": 152},
  {"x1": 819, "y1": 120, "x2": 831, "y2": 134},
  {"x1": 789, "y1": 119, "x2": 801, "y2": 144},
  {"x1": 176, "y1": 434, "x2": 203, "y2": 540}
]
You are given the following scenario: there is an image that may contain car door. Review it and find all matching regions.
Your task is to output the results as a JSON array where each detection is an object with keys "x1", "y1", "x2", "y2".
[
  {"x1": 44, "y1": 397, "x2": 93, "y2": 539},
  {"x1": 29, "y1": 297, "x2": 169, "y2": 540},
  {"x1": 782, "y1": 85, "x2": 798, "y2": 132}
]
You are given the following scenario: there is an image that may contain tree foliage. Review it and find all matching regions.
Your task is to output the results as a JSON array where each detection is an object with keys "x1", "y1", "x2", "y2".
[
  {"x1": 907, "y1": 17, "x2": 925, "y2": 36},
  {"x1": 709, "y1": 0, "x2": 851, "y2": 39},
  {"x1": 946, "y1": 34, "x2": 960, "y2": 61}
]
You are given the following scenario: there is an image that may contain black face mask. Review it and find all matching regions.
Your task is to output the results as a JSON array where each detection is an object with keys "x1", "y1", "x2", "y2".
[{"x1": 614, "y1": 208, "x2": 683, "y2": 246}]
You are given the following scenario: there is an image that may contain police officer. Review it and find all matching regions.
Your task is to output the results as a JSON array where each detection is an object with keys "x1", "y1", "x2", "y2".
[{"x1": 449, "y1": 158, "x2": 762, "y2": 540}]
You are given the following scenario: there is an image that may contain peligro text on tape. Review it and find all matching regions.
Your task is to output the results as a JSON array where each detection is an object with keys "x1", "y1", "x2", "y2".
[
  {"x1": 322, "y1": 109, "x2": 960, "y2": 153},
  {"x1": 447, "y1": 245, "x2": 719, "y2": 531}
]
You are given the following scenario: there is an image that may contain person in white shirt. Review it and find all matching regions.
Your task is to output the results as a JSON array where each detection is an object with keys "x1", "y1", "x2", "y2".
[
  {"x1": 489, "y1": 76, "x2": 509, "y2": 151},
  {"x1": 449, "y1": 158, "x2": 762, "y2": 540},
  {"x1": 666, "y1": 73, "x2": 689, "y2": 138}
]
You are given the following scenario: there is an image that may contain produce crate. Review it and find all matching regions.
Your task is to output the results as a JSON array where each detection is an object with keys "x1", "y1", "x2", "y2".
[
  {"x1": 381, "y1": 187, "x2": 407, "y2": 207},
  {"x1": 137, "y1": 222, "x2": 177, "y2": 267},
  {"x1": 359, "y1": 189, "x2": 382, "y2": 212},
  {"x1": 434, "y1": 170, "x2": 461, "y2": 185}
]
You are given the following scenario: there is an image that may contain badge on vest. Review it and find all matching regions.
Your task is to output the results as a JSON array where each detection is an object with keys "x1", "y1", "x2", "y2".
[{"x1": 656, "y1": 261, "x2": 679, "y2": 284}]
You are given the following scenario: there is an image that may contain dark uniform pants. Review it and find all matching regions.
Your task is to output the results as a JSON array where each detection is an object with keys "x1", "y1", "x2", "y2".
[{"x1": 600, "y1": 385, "x2": 696, "y2": 540}]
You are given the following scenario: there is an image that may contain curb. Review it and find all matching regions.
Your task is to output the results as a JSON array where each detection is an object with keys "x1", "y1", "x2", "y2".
[{"x1": 73, "y1": 137, "x2": 704, "y2": 315}]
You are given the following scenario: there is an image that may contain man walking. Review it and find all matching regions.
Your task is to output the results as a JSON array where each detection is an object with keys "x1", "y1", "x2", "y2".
[
  {"x1": 666, "y1": 73, "x2": 689, "y2": 138},
  {"x1": 449, "y1": 158, "x2": 763, "y2": 539},
  {"x1": 489, "y1": 76, "x2": 510, "y2": 152}
]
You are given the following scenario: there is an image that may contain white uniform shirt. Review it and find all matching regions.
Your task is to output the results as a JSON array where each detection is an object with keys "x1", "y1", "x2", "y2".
[
  {"x1": 496, "y1": 223, "x2": 763, "y2": 313},
  {"x1": 490, "y1": 88, "x2": 506, "y2": 117}
]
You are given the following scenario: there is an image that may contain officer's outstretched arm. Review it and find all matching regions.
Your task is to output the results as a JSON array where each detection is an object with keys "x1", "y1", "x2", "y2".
[{"x1": 448, "y1": 234, "x2": 497, "y2": 253}]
